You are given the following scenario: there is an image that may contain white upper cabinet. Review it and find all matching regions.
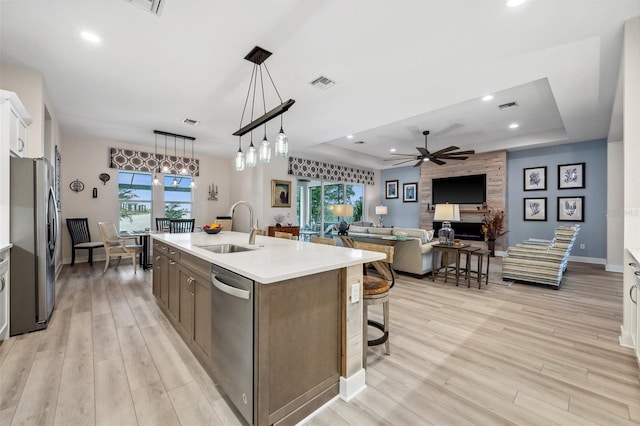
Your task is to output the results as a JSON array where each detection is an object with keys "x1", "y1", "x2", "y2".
[{"x1": 1, "y1": 90, "x2": 32, "y2": 158}]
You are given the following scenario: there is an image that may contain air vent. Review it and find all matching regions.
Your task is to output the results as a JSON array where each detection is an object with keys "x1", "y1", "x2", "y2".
[
  {"x1": 310, "y1": 76, "x2": 336, "y2": 91},
  {"x1": 182, "y1": 118, "x2": 200, "y2": 126},
  {"x1": 498, "y1": 101, "x2": 518, "y2": 110},
  {"x1": 128, "y1": 0, "x2": 165, "y2": 16}
]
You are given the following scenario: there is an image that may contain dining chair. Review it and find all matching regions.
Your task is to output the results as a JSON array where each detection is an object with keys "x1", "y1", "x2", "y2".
[
  {"x1": 156, "y1": 217, "x2": 172, "y2": 232},
  {"x1": 169, "y1": 218, "x2": 195, "y2": 233},
  {"x1": 353, "y1": 241, "x2": 395, "y2": 368},
  {"x1": 66, "y1": 218, "x2": 103, "y2": 266},
  {"x1": 274, "y1": 231, "x2": 293, "y2": 239},
  {"x1": 98, "y1": 221, "x2": 143, "y2": 273},
  {"x1": 310, "y1": 236, "x2": 336, "y2": 246}
]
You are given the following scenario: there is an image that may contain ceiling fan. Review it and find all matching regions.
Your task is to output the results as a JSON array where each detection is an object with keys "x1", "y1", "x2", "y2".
[{"x1": 386, "y1": 130, "x2": 475, "y2": 167}]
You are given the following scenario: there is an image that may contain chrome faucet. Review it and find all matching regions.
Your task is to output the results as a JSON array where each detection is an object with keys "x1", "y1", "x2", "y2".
[{"x1": 229, "y1": 201, "x2": 258, "y2": 245}]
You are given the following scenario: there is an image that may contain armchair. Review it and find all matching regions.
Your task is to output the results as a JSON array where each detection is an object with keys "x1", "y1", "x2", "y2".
[{"x1": 502, "y1": 225, "x2": 580, "y2": 287}]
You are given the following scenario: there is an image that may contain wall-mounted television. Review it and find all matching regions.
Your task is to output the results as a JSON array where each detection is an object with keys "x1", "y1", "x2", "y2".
[{"x1": 432, "y1": 174, "x2": 486, "y2": 205}]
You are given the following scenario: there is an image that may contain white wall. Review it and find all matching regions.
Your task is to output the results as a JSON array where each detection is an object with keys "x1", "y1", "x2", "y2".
[
  {"x1": 59, "y1": 134, "x2": 232, "y2": 263},
  {"x1": 621, "y1": 16, "x2": 640, "y2": 353},
  {"x1": 606, "y1": 141, "x2": 624, "y2": 271}
]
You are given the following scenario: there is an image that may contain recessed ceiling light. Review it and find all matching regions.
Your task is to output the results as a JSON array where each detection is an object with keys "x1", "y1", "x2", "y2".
[
  {"x1": 347, "y1": 134, "x2": 353, "y2": 139},
  {"x1": 506, "y1": 0, "x2": 526, "y2": 7},
  {"x1": 482, "y1": 95, "x2": 494, "y2": 101},
  {"x1": 509, "y1": 123, "x2": 519, "y2": 129},
  {"x1": 81, "y1": 31, "x2": 101, "y2": 43},
  {"x1": 389, "y1": 148, "x2": 396, "y2": 153}
]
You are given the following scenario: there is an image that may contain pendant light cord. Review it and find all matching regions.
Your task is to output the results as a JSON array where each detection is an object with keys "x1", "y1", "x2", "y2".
[{"x1": 263, "y1": 63, "x2": 283, "y2": 104}]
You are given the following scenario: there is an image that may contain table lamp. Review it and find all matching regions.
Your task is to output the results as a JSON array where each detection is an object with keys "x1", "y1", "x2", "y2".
[
  {"x1": 375, "y1": 205, "x2": 388, "y2": 227},
  {"x1": 332, "y1": 204, "x2": 354, "y2": 235},
  {"x1": 434, "y1": 203, "x2": 460, "y2": 245}
]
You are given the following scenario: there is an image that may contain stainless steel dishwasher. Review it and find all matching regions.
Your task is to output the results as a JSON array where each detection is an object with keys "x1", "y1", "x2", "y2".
[{"x1": 211, "y1": 264, "x2": 254, "y2": 425}]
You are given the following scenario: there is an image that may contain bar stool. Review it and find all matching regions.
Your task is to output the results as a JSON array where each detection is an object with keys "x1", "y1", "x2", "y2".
[{"x1": 465, "y1": 249, "x2": 490, "y2": 288}]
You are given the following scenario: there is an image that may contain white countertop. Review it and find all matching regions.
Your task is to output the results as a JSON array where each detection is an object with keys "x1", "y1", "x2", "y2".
[
  {"x1": 152, "y1": 231, "x2": 385, "y2": 284},
  {"x1": 0, "y1": 243, "x2": 12, "y2": 253},
  {"x1": 629, "y1": 248, "x2": 640, "y2": 264}
]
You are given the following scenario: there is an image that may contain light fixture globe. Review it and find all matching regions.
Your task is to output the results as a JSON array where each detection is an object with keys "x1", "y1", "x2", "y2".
[
  {"x1": 274, "y1": 127, "x2": 288, "y2": 157},
  {"x1": 259, "y1": 135, "x2": 272, "y2": 163},
  {"x1": 246, "y1": 139, "x2": 257, "y2": 167},
  {"x1": 235, "y1": 148, "x2": 246, "y2": 171}
]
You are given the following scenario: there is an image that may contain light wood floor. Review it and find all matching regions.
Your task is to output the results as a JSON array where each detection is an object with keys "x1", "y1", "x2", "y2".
[{"x1": 1, "y1": 260, "x2": 639, "y2": 425}]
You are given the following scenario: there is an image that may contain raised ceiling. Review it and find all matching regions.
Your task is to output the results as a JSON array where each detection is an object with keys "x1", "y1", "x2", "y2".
[{"x1": 1, "y1": 0, "x2": 638, "y2": 169}]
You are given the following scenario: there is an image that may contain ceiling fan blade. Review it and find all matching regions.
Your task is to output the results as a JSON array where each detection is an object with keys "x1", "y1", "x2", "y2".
[
  {"x1": 431, "y1": 158, "x2": 446, "y2": 165},
  {"x1": 430, "y1": 146, "x2": 460, "y2": 156},
  {"x1": 394, "y1": 159, "x2": 417, "y2": 166},
  {"x1": 445, "y1": 150, "x2": 475, "y2": 155},
  {"x1": 413, "y1": 158, "x2": 424, "y2": 167},
  {"x1": 440, "y1": 156, "x2": 468, "y2": 161},
  {"x1": 416, "y1": 147, "x2": 429, "y2": 157},
  {"x1": 389, "y1": 152, "x2": 419, "y2": 157}
]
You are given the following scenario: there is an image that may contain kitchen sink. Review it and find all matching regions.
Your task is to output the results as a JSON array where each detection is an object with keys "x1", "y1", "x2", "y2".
[{"x1": 197, "y1": 244, "x2": 255, "y2": 254}]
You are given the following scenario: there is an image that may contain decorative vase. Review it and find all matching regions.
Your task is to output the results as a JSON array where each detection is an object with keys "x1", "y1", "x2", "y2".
[{"x1": 487, "y1": 239, "x2": 496, "y2": 257}]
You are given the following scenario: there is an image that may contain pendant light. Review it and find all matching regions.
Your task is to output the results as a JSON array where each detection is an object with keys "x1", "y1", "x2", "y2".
[
  {"x1": 274, "y1": 114, "x2": 288, "y2": 157},
  {"x1": 152, "y1": 133, "x2": 161, "y2": 186},
  {"x1": 171, "y1": 136, "x2": 179, "y2": 187},
  {"x1": 189, "y1": 138, "x2": 197, "y2": 188},
  {"x1": 180, "y1": 136, "x2": 188, "y2": 175},
  {"x1": 161, "y1": 134, "x2": 170, "y2": 172},
  {"x1": 232, "y1": 46, "x2": 295, "y2": 168},
  {"x1": 246, "y1": 131, "x2": 257, "y2": 167},
  {"x1": 235, "y1": 137, "x2": 245, "y2": 171},
  {"x1": 259, "y1": 125, "x2": 271, "y2": 163}
]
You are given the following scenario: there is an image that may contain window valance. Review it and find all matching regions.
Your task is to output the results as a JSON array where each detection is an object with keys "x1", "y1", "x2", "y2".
[
  {"x1": 288, "y1": 157, "x2": 374, "y2": 185},
  {"x1": 109, "y1": 147, "x2": 199, "y2": 176}
]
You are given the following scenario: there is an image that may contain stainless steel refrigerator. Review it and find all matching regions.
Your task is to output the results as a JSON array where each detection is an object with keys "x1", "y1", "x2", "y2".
[{"x1": 10, "y1": 157, "x2": 58, "y2": 335}]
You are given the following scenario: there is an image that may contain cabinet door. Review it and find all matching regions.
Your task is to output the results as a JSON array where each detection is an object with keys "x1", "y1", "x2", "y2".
[
  {"x1": 167, "y1": 257, "x2": 179, "y2": 322},
  {"x1": 152, "y1": 253, "x2": 167, "y2": 301},
  {"x1": 192, "y1": 272, "x2": 212, "y2": 362},
  {"x1": 176, "y1": 266, "x2": 194, "y2": 340},
  {"x1": 16, "y1": 117, "x2": 27, "y2": 157}
]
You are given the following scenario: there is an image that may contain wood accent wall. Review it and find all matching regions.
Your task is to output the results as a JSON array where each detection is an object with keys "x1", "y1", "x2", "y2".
[{"x1": 419, "y1": 150, "x2": 508, "y2": 251}]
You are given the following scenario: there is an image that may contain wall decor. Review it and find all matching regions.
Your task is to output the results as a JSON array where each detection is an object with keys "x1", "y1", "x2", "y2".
[
  {"x1": 523, "y1": 197, "x2": 547, "y2": 221},
  {"x1": 69, "y1": 179, "x2": 85, "y2": 193},
  {"x1": 558, "y1": 196, "x2": 584, "y2": 222},
  {"x1": 208, "y1": 183, "x2": 219, "y2": 201},
  {"x1": 385, "y1": 180, "x2": 399, "y2": 199},
  {"x1": 523, "y1": 166, "x2": 546, "y2": 191},
  {"x1": 271, "y1": 179, "x2": 291, "y2": 208},
  {"x1": 558, "y1": 162, "x2": 585, "y2": 189},
  {"x1": 403, "y1": 182, "x2": 418, "y2": 202},
  {"x1": 99, "y1": 173, "x2": 110, "y2": 185}
]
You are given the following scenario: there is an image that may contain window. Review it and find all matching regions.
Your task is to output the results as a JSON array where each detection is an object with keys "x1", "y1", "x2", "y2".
[
  {"x1": 297, "y1": 179, "x2": 364, "y2": 235},
  {"x1": 118, "y1": 171, "x2": 152, "y2": 232},
  {"x1": 164, "y1": 175, "x2": 193, "y2": 219}
]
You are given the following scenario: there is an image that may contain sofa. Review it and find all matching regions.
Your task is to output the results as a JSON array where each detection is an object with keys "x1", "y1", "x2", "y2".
[{"x1": 334, "y1": 225, "x2": 438, "y2": 276}]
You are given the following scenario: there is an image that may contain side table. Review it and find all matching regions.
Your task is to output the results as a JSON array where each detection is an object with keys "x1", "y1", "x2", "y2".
[{"x1": 431, "y1": 243, "x2": 471, "y2": 285}]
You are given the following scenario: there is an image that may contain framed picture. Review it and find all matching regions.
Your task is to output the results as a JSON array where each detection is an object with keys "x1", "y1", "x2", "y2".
[
  {"x1": 557, "y1": 196, "x2": 584, "y2": 222},
  {"x1": 523, "y1": 197, "x2": 547, "y2": 221},
  {"x1": 271, "y1": 179, "x2": 291, "y2": 207},
  {"x1": 558, "y1": 162, "x2": 585, "y2": 189},
  {"x1": 523, "y1": 166, "x2": 547, "y2": 191},
  {"x1": 385, "y1": 180, "x2": 399, "y2": 199},
  {"x1": 403, "y1": 182, "x2": 418, "y2": 202}
]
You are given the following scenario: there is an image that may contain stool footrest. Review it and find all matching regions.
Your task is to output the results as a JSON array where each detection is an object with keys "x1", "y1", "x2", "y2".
[{"x1": 367, "y1": 320, "x2": 389, "y2": 346}]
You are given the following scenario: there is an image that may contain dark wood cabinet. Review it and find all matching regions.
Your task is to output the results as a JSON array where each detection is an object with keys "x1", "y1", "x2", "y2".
[{"x1": 267, "y1": 226, "x2": 300, "y2": 238}]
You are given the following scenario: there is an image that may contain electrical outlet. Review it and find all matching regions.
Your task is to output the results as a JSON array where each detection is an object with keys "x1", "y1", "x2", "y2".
[
  {"x1": 580, "y1": 243, "x2": 586, "y2": 249},
  {"x1": 350, "y1": 283, "x2": 360, "y2": 303}
]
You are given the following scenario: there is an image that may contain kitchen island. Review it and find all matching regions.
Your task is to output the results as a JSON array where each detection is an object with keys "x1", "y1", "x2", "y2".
[{"x1": 151, "y1": 231, "x2": 384, "y2": 426}]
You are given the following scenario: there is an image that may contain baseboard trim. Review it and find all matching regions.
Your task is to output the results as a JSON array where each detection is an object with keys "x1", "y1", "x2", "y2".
[
  {"x1": 606, "y1": 264, "x2": 624, "y2": 273},
  {"x1": 619, "y1": 324, "x2": 636, "y2": 349},
  {"x1": 339, "y1": 368, "x2": 366, "y2": 402},
  {"x1": 568, "y1": 255, "x2": 605, "y2": 265}
]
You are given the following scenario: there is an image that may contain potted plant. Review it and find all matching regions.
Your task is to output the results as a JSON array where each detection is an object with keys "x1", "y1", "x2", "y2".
[{"x1": 481, "y1": 209, "x2": 506, "y2": 256}]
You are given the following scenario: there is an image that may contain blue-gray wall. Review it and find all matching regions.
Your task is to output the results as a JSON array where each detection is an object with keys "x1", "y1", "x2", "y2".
[
  {"x1": 507, "y1": 139, "x2": 607, "y2": 259},
  {"x1": 380, "y1": 166, "x2": 421, "y2": 228}
]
